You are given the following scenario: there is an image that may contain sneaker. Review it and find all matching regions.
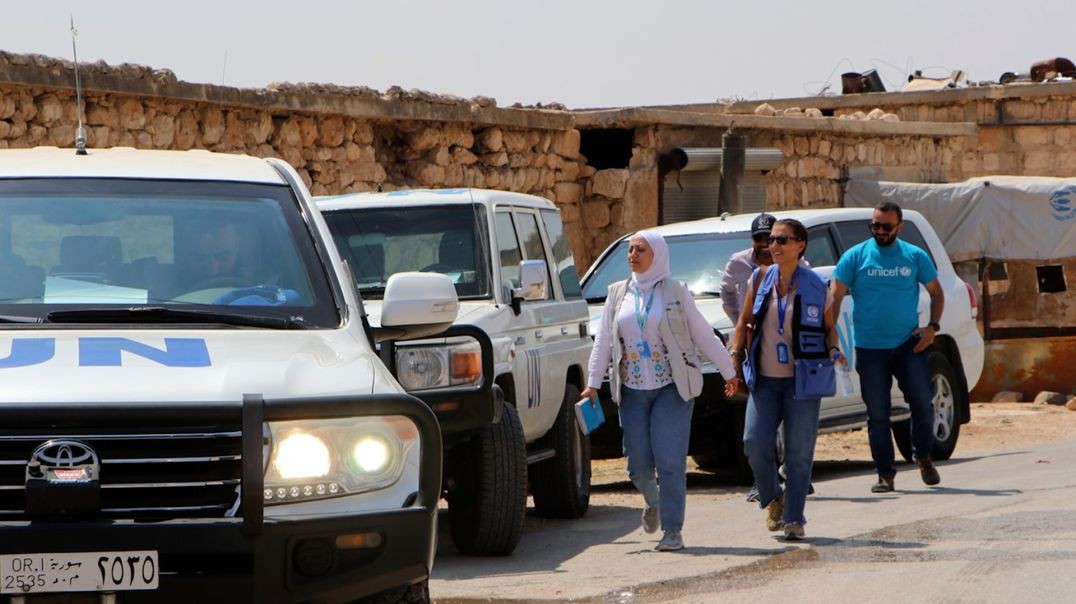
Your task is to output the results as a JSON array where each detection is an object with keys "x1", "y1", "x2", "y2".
[
  {"x1": 783, "y1": 522, "x2": 805, "y2": 541},
  {"x1": 871, "y1": 475, "x2": 895, "y2": 493},
  {"x1": 745, "y1": 484, "x2": 760, "y2": 503},
  {"x1": 916, "y1": 458, "x2": 941, "y2": 486},
  {"x1": 765, "y1": 495, "x2": 785, "y2": 531},
  {"x1": 641, "y1": 505, "x2": 660, "y2": 534},
  {"x1": 655, "y1": 530, "x2": 684, "y2": 551}
]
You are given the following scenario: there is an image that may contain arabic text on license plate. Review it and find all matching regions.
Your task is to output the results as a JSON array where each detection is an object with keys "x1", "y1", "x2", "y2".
[{"x1": 0, "y1": 551, "x2": 158, "y2": 594}]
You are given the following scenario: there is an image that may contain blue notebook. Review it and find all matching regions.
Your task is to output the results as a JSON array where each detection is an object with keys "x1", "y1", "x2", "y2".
[{"x1": 574, "y1": 395, "x2": 606, "y2": 435}]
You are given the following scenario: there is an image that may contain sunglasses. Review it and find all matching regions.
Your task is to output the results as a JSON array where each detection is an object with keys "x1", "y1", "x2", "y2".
[
  {"x1": 767, "y1": 235, "x2": 801, "y2": 245},
  {"x1": 869, "y1": 221, "x2": 899, "y2": 232},
  {"x1": 751, "y1": 233, "x2": 769, "y2": 243}
]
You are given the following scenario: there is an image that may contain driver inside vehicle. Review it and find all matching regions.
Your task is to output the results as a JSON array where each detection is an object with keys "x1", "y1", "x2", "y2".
[
  {"x1": 185, "y1": 221, "x2": 245, "y2": 285},
  {"x1": 174, "y1": 220, "x2": 299, "y2": 306}
]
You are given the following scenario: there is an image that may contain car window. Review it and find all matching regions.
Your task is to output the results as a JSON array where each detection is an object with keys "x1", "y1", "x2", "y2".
[
  {"x1": 540, "y1": 210, "x2": 583, "y2": 300},
  {"x1": 805, "y1": 225, "x2": 838, "y2": 267},
  {"x1": 495, "y1": 211, "x2": 523, "y2": 300},
  {"x1": 0, "y1": 178, "x2": 336, "y2": 326},
  {"x1": 513, "y1": 211, "x2": 551, "y2": 300},
  {"x1": 581, "y1": 232, "x2": 745, "y2": 301},
  {"x1": 322, "y1": 205, "x2": 490, "y2": 299},
  {"x1": 834, "y1": 219, "x2": 936, "y2": 267}
]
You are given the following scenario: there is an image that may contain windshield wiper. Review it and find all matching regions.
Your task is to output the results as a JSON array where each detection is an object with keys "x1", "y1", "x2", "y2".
[
  {"x1": 0, "y1": 314, "x2": 45, "y2": 324},
  {"x1": 584, "y1": 296, "x2": 606, "y2": 304},
  {"x1": 47, "y1": 307, "x2": 302, "y2": 329}
]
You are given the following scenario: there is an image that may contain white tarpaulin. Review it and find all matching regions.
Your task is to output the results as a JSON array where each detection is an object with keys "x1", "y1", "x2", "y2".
[{"x1": 845, "y1": 176, "x2": 1076, "y2": 262}]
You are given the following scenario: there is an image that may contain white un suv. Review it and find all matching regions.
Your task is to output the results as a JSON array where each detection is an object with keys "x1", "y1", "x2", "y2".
[
  {"x1": 0, "y1": 147, "x2": 455, "y2": 603},
  {"x1": 581, "y1": 208, "x2": 984, "y2": 481}
]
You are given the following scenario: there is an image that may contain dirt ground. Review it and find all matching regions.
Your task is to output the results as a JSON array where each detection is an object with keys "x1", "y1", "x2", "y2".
[{"x1": 592, "y1": 402, "x2": 1076, "y2": 485}]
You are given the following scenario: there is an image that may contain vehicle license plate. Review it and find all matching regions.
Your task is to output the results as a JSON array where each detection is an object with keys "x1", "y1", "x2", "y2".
[{"x1": 1, "y1": 551, "x2": 158, "y2": 594}]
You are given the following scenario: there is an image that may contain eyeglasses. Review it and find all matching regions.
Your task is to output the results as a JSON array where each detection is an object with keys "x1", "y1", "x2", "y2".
[
  {"x1": 751, "y1": 233, "x2": 769, "y2": 243},
  {"x1": 767, "y1": 235, "x2": 801, "y2": 246},
  {"x1": 869, "y1": 221, "x2": 899, "y2": 232}
]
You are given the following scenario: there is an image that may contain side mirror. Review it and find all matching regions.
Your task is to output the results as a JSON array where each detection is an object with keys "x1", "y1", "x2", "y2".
[
  {"x1": 375, "y1": 272, "x2": 459, "y2": 342},
  {"x1": 511, "y1": 259, "x2": 547, "y2": 314}
]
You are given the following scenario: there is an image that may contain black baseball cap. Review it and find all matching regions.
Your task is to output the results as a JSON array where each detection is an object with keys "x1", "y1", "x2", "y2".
[{"x1": 751, "y1": 213, "x2": 776, "y2": 236}]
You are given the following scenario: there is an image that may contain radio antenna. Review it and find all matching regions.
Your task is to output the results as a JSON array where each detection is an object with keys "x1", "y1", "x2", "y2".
[{"x1": 70, "y1": 15, "x2": 87, "y2": 155}]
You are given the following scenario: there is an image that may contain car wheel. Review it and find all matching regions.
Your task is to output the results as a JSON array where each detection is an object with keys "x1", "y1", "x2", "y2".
[
  {"x1": 446, "y1": 400, "x2": 526, "y2": 556},
  {"x1": 892, "y1": 351, "x2": 962, "y2": 462},
  {"x1": 530, "y1": 384, "x2": 592, "y2": 519}
]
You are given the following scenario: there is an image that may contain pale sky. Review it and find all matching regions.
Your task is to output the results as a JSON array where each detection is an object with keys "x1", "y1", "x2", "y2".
[{"x1": 2, "y1": 0, "x2": 1072, "y2": 109}]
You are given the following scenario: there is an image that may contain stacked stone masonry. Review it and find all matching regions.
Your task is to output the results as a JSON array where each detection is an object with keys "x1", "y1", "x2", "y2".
[{"x1": 2, "y1": 52, "x2": 1076, "y2": 274}]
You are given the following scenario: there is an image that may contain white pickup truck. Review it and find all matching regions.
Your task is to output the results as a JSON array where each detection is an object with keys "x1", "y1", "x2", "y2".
[{"x1": 581, "y1": 208, "x2": 984, "y2": 480}]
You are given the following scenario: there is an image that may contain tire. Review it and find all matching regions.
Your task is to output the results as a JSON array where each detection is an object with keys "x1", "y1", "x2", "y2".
[
  {"x1": 356, "y1": 580, "x2": 429, "y2": 604},
  {"x1": 530, "y1": 384, "x2": 592, "y2": 519},
  {"x1": 892, "y1": 351, "x2": 962, "y2": 463},
  {"x1": 446, "y1": 400, "x2": 526, "y2": 556},
  {"x1": 691, "y1": 404, "x2": 752, "y2": 484}
]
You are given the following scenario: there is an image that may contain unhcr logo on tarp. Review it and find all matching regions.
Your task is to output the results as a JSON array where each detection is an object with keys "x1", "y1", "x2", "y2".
[{"x1": 1049, "y1": 187, "x2": 1076, "y2": 221}]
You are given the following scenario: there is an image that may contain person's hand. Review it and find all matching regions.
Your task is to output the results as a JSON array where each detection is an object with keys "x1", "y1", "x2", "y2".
[
  {"x1": 580, "y1": 387, "x2": 598, "y2": 403},
  {"x1": 831, "y1": 349, "x2": 848, "y2": 369},
  {"x1": 724, "y1": 376, "x2": 745, "y2": 398},
  {"x1": 912, "y1": 326, "x2": 935, "y2": 353}
]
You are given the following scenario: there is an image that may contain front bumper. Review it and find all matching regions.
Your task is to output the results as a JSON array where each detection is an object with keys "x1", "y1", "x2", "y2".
[{"x1": 0, "y1": 395, "x2": 442, "y2": 603}]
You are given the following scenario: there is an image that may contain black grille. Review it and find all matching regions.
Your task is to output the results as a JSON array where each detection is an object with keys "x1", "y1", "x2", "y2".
[{"x1": 0, "y1": 423, "x2": 243, "y2": 519}]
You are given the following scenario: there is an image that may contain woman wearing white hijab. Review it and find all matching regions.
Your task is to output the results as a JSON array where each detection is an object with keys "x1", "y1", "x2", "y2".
[{"x1": 582, "y1": 230, "x2": 737, "y2": 551}]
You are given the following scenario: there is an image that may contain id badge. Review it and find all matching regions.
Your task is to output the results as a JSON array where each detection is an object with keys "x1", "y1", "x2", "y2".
[
  {"x1": 776, "y1": 342, "x2": 789, "y2": 364},
  {"x1": 637, "y1": 339, "x2": 652, "y2": 357}
]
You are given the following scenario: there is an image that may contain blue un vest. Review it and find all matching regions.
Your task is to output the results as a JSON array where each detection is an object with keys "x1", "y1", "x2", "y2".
[{"x1": 743, "y1": 266, "x2": 830, "y2": 394}]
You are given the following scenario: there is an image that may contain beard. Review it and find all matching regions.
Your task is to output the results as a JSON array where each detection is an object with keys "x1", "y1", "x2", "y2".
[
  {"x1": 874, "y1": 232, "x2": 898, "y2": 247},
  {"x1": 753, "y1": 247, "x2": 773, "y2": 264}
]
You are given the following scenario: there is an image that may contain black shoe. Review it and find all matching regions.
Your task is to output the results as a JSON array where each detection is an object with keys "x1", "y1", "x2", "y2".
[
  {"x1": 871, "y1": 476, "x2": 895, "y2": 493},
  {"x1": 916, "y1": 458, "x2": 941, "y2": 486}
]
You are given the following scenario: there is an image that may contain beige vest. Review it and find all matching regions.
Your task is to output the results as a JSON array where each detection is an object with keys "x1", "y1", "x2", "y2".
[{"x1": 605, "y1": 279, "x2": 704, "y2": 404}]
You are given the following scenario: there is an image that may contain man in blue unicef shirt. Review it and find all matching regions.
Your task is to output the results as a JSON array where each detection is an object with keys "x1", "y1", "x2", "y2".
[{"x1": 830, "y1": 201, "x2": 945, "y2": 493}]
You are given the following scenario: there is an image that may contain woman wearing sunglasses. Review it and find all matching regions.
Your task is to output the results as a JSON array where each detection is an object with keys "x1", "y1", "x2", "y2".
[
  {"x1": 582, "y1": 230, "x2": 736, "y2": 552},
  {"x1": 724, "y1": 218, "x2": 845, "y2": 541}
]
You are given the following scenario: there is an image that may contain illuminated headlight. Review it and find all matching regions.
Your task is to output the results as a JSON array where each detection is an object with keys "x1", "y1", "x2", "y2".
[
  {"x1": 395, "y1": 341, "x2": 481, "y2": 391},
  {"x1": 263, "y1": 416, "x2": 418, "y2": 505}
]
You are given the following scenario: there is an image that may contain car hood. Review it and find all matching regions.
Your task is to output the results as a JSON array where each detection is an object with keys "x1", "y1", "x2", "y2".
[
  {"x1": 587, "y1": 294, "x2": 734, "y2": 337},
  {"x1": 0, "y1": 328, "x2": 400, "y2": 403}
]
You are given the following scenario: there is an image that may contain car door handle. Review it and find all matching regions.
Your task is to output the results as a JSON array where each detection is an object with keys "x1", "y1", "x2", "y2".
[
  {"x1": 561, "y1": 326, "x2": 570, "y2": 335},
  {"x1": 534, "y1": 330, "x2": 544, "y2": 340}
]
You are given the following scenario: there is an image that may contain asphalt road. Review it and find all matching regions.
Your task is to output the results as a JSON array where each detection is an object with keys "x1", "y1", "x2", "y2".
[{"x1": 430, "y1": 435, "x2": 1076, "y2": 603}]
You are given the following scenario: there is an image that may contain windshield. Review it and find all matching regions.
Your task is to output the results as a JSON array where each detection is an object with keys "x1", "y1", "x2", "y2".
[
  {"x1": 581, "y1": 232, "x2": 748, "y2": 302},
  {"x1": 0, "y1": 178, "x2": 337, "y2": 327},
  {"x1": 322, "y1": 204, "x2": 490, "y2": 299}
]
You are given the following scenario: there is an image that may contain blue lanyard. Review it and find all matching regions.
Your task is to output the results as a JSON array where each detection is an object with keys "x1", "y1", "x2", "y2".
[
  {"x1": 633, "y1": 281, "x2": 660, "y2": 332},
  {"x1": 775, "y1": 268, "x2": 799, "y2": 336}
]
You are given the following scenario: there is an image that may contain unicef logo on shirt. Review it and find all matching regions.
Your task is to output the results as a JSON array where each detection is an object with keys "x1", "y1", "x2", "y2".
[
  {"x1": 1049, "y1": 187, "x2": 1076, "y2": 221},
  {"x1": 900, "y1": 266, "x2": 913, "y2": 277}
]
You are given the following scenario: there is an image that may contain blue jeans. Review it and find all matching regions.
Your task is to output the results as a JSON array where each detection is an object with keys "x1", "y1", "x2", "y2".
[
  {"x1": 856, "y1": 336, "x2": 935, "y2": 479},
  {"x1": 619, "y1": 383, "x2": 694, "y2": 532},
  {"x1": 743, "y1": 376, "x2": 820, "y2": 525}
]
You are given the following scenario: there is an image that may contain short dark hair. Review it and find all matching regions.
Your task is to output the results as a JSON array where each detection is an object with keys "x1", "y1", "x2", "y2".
[
  {"x1": 875, "y1": 201, "x2": 903, "y2": 222},
  {"x1": 774, "y1": 218, "x2": 809, "y2": 259}
]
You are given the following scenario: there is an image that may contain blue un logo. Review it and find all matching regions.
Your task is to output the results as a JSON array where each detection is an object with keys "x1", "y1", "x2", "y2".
[{"x1": 1049, "y1": 187, "x2": 1076, "y2": 221}]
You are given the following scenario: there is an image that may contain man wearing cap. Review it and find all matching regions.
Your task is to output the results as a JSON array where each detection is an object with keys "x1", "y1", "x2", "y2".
[{"x1": 720, "y1": 213, "x2": 777, "y2": 323}]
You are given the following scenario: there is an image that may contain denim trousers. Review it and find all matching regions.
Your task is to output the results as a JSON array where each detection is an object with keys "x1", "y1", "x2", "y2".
[
  {"x1": 743, "y1": 375, "x2": 820, "y2": 525},
  {"x1": 856, "y1": 336, "x2": 935, "y2": 479},
  {"x1": 619, "y1": 383, "x2": 694, "y2": 532}
]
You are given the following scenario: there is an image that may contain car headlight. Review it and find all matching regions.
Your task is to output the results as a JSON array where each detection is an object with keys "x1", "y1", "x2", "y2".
[
  {"x1": 395, "y1": 341, "x2": 482, "y2": 391},
  {"x1": 263, "y1": 415, "x2": 418, "y2": 505}
]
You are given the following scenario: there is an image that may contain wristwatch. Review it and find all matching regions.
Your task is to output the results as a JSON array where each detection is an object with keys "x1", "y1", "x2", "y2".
[{"x1": 927, "y1": 321, "x2": 941, "y2": 332}]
